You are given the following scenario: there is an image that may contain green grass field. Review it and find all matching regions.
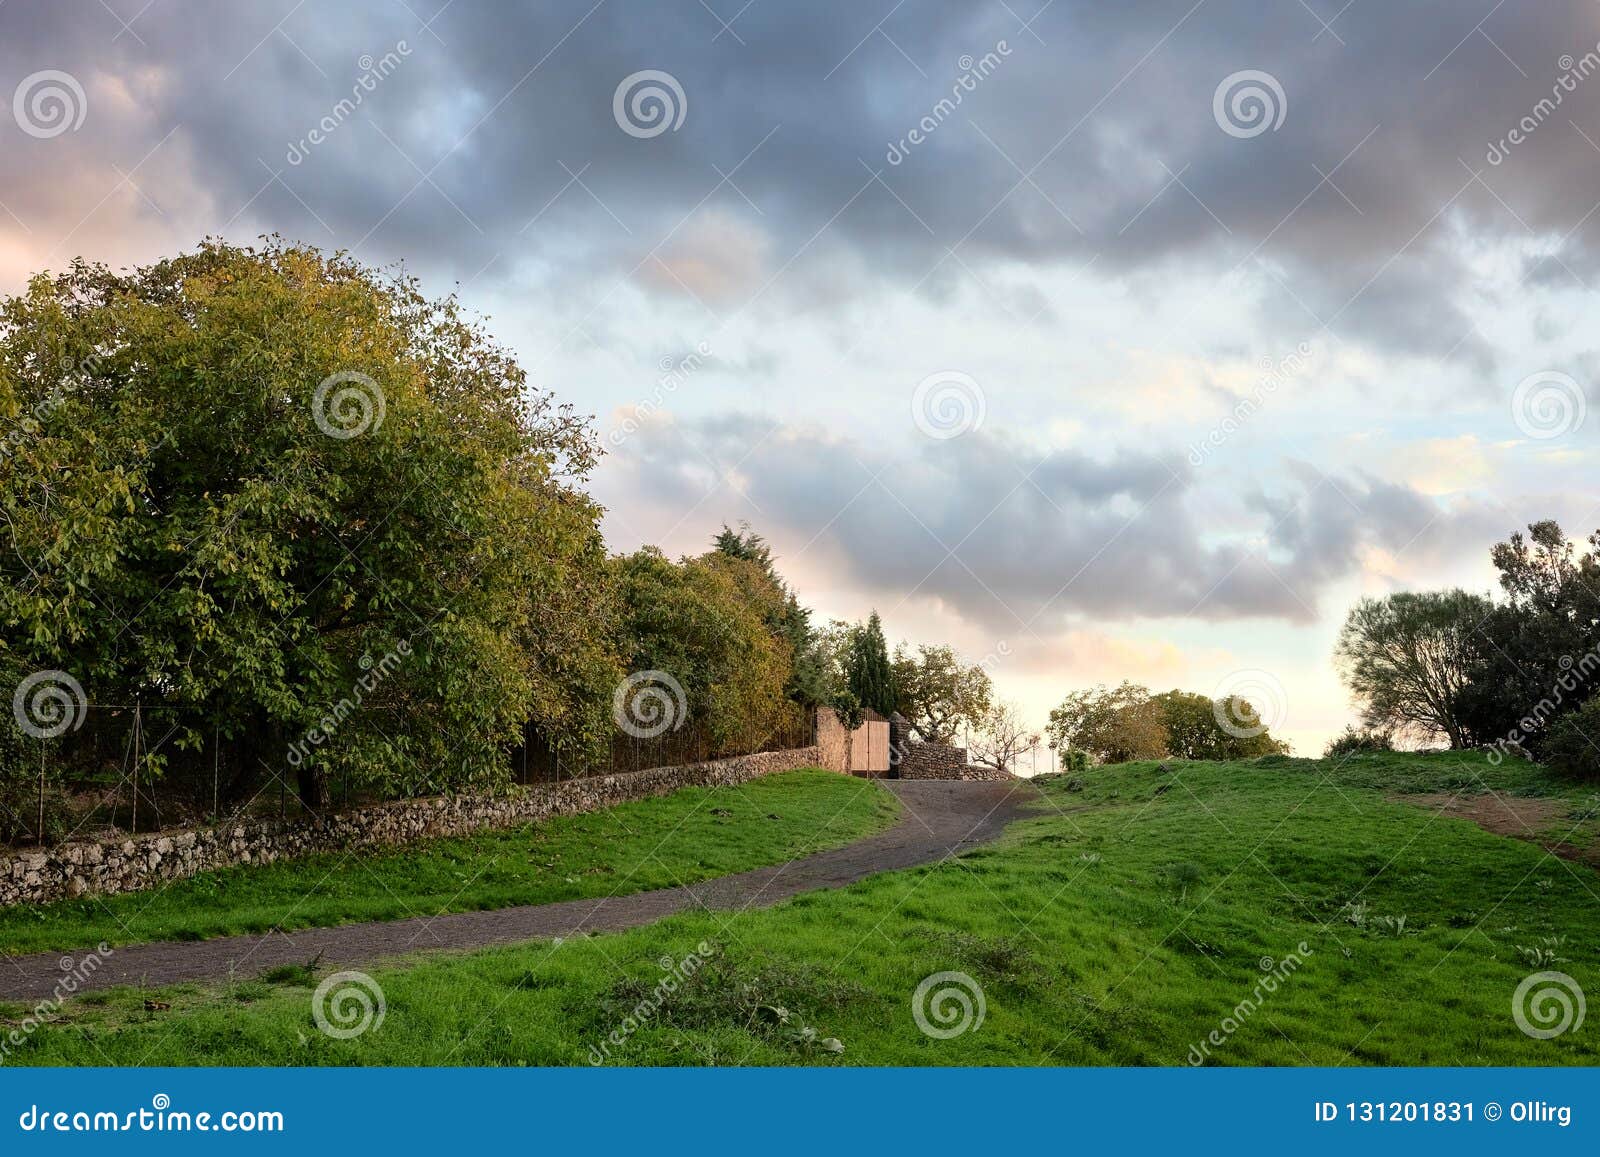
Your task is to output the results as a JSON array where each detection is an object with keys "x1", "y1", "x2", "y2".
[
  {"x1": 5, "y1": 752, "x2": 1599, "y2": 1067},
  {"x1": 0, "y1": 769, "x2": 897, "y2": 955}
]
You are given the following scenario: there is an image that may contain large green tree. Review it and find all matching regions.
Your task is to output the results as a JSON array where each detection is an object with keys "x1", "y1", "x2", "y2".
[
  {"x1": 891, "y1": 643, "x2": 993, "y2": 742},
  {"x1": 0, "y1": 239, "x2": 616, "y2": 809},
  {"x1": 610, "y1": 547, "x2": 791, "y2": 755},
  {"x1": 846, "y1": 611, "x2": 897, "y2": 717},
  {"x1": 1046, "y1": 682, "x2": 1168, "y2": 764},
  {"x1": 1154, "y1": 689, "x2": 1287, "y2": 760},
  {"x1": 1334, "y1": 589, "x2": 1491, "y2": 748}
]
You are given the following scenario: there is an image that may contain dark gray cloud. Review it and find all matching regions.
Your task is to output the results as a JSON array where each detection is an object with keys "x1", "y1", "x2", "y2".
[
  {"x1": 7, "y1": 0, "x2": 1600, "y2": 367},
  {"x1": 604, "y1": 412, "x2": 1504, "y2": 629}
]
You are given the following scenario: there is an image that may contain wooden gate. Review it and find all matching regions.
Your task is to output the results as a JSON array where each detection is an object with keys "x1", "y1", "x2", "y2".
[{"x1": 847, "y1": 711, "x2": 891, "y2": 775}]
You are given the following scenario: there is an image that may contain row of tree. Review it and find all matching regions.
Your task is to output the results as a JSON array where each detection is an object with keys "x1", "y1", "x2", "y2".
[
  {"x1": 0, "y1": 240, "x2": 1069, "y2": 832},
  {"x1": 1334, "y1": 520, "x2": 1600, "y2": 776}
]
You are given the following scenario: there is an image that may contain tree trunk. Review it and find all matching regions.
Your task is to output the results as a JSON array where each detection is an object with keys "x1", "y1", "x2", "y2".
[{"x1": 295, "y1": 761, "x2": 326, "y2": 813}]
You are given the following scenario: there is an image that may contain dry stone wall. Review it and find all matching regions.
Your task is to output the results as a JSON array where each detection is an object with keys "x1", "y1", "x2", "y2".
[
  {"x1": 897, "y1": 741, "x2": 1017, "y2": 781},
  {"x1": 0, "y1": 746, "x2": 821, "y2": 908}
]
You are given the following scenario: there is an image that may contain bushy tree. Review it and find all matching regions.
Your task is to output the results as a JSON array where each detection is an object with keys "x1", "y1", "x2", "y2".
[
  {"x1": 1458, "y1": 521, "x2": 1600, "y2": 755},
  {"x1": 1334, "y1": 590, "x2": 1492, "y2": 748},
  {"x1": 1046, "y1": 682, "x2": 1168, "y2": 764},
  {"x1": 0, "y1": 239, "x2": 616, "y2": 808},
  {"x1": 1540, "y1": 697, "x2": 1600, "y2": 779},
  {"x1": 1154, "y1": 689, "x2": 1287, "y2": 760},
  {"x1": 610, "y1": 547, "x2": 791, "y2": 754},
  {"x1": 891, "y1": 643, "x2": 993, "y2": 743},
  {"x1": 846, "y1": 611, "x2": 897, "y2": 716}
]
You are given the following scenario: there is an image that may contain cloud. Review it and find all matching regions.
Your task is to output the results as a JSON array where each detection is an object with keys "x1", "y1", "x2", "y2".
[
  {"x1": 602, "y1": 411, "x2": 1501, "y2": 631},
  {"x1": 7, "y1": 0, "x2": 1600, "y2": 369}
]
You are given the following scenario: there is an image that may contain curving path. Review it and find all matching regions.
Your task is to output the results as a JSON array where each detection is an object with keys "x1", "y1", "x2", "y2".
[{"x1": 0, "y1": 779, "x2": 1040, "y2": 1003}]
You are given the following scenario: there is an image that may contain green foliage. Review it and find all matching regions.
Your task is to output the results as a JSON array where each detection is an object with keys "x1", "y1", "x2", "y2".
[
  {"x1": 1154, "y1": 689, "x2": 1288, "y2": 760},
  {"x1": 1334, "y1": 589, "x2": 1492, "y2": 748},
  {"x1": 1541, "y1": 697, "x2": 1600, "y2": 779},
  {"x1": 845, "y1": 611, "x2": 897, "y2": 717},
  {"x1": 891, "y1": 643, "x2": 992, "y2": 742},
  {"x1": 1046, "y1": 682, "x2": 1168, "y2": 764},
  {"x1": 1048, "y1": 683, "x2": 1285, "y2": 764},
  {"x1": 610, "y1": 547, "x2": 792, "y2": 754},
  {"x1": 1323, "y1": 726, "x2": 1395, "y2": 758},
  {"x1": 0, "y1": 239, "x2": 615, "y2": 805}
]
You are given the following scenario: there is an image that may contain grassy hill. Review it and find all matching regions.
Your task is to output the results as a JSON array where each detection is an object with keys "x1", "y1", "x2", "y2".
[{"x1": 6, "y1": 752, "x2": 1598, "y2": 1066}]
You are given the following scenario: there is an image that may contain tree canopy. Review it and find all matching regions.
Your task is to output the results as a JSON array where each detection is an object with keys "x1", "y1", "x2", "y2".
[
  {"x1": 891, "y1": 643, "x2": 993, "y2": 743},
  {"x1": 0, "y1": 239, "x2": 615, "y2": 807}
]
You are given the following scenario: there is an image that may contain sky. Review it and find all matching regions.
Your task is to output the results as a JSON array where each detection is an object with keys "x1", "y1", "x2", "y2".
[{"x1": 1, "y1": 0, "x2": 1595, "y2": 756}]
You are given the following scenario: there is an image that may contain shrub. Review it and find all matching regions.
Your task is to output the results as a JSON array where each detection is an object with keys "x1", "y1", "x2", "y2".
[
  {"x1": 1324, "y1": 726, "x2": 1395, "y2": 758},
  {"x1": 1542, "y1": 698, "x2": 1600, "y2": 779}
]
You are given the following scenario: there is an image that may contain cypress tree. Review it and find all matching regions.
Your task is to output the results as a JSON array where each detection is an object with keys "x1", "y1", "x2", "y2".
[{"x1": 847, "y1": 611, "x2": 898, "y2": 716}]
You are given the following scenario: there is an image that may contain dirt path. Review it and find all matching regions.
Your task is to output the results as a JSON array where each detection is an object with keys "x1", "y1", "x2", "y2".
[
  {"x1": 0, "y1": 779, "x2": 1040, "y2": 1003},
  {"x1": 1392, "y1": 791, "x2": 1599, "y2": 866}
]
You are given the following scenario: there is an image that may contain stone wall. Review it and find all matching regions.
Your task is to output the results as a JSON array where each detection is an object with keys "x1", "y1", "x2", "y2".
[
  {"x1": 897, "y1": 740, "x2": 970, "y2": 780},
  {"x1": 0, "y1": 745, "x2": 822, "y2": 908},
  {"x1": 814, "y1": 706, "x2": 851, "y2": 773},
  {"x1": 896, "y1": 741, "x2": 1017, "y2": 781}
]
